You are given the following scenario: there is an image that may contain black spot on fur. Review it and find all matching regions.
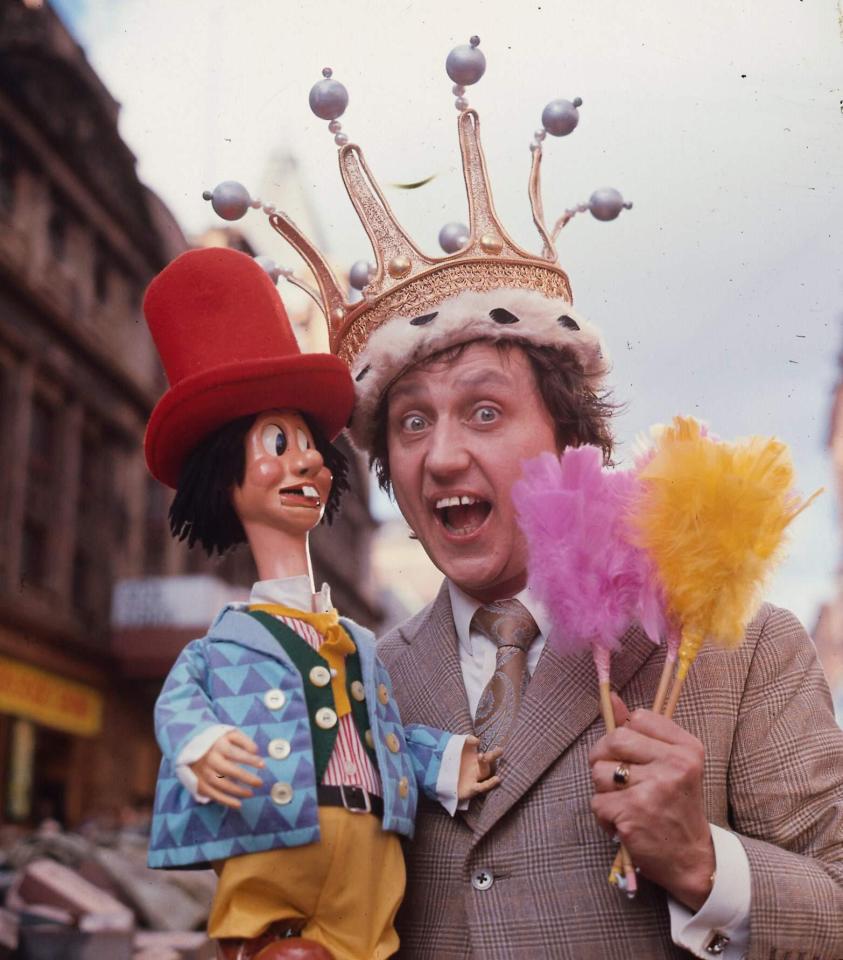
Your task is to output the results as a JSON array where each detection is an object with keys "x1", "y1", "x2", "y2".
[
  {"x1": 558, "y1": 315, "x2": 580, "y2": 331},
  {"x1": 410, "y1": 312, "x2": 438, "y2": 326},
  {"x1": 355, "y1": 365, "x2": 370, "y2": 382},
  {"x1": 490, "y1": 308, "x2": 520, "y2": 324}
]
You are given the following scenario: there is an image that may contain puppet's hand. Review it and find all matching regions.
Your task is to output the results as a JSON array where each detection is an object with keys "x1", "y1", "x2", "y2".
[
  {"x1": 457, "y1": 735, "x2": 502, "y2": 800},
  {"x1": 190, "y1": 729, "x2": 265, "y2": 809}
]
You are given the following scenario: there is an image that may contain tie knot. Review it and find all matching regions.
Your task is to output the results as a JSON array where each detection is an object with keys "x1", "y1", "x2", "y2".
[{"x1": 471, "y1": 599, "x2": 540, "y2": 651}]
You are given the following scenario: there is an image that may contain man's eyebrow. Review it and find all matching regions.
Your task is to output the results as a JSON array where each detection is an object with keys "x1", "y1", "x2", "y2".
[{"x1": 451, "y1": 368, "x2": 513, "y2": 392}]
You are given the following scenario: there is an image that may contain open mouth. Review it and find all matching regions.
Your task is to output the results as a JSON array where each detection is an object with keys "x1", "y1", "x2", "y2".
[
  {"x1": 279, "y1": 484, "x2": 322, "y2": 508},
  {"x1": 434, "y1": 495, "x2": 492, "y2": 537}
]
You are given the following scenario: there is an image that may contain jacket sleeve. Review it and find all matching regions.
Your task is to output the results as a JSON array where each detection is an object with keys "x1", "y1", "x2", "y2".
[
  {"x1": 154, "y1": 638, "x2": 225, "y2": 762},
  {"x1": 403, "y1": 723, "x2": 454, "y2": 801},
  {"x1": 727, "y1": 606, "x2": 843, "y2": 960}
]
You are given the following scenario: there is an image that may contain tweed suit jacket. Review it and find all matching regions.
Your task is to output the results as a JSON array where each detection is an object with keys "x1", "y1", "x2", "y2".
[
  {"x1": 378, "y1": 582, "x2": 843, "y2": 960},
  {"x1": 148, "y1": 606, "x2": 450, "y2": 869}
]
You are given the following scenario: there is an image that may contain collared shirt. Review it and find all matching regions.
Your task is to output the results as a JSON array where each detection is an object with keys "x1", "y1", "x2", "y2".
[{"x1": 443, "y1": 579, "x2": 750, "y2": 960}]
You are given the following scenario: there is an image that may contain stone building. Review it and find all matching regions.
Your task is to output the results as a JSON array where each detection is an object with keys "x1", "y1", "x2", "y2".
[{"x1": 0, "y1": 0, "x2": 384, "y2": 829}]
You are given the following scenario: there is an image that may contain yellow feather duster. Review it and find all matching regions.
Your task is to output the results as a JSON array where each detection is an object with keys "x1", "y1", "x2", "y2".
[{"x1": 632, "y1": 416, "x2": 820, "y2": 713}]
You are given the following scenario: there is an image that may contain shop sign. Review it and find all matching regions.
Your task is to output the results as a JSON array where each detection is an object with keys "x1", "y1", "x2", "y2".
[{"x1": 0, "y1": 655, "x2": 103, "y2": 736}]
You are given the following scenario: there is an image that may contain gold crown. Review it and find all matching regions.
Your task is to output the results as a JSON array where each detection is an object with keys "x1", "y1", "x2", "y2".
[{"x1": 204, "y1": 37, "x2": 630, "y2": 370}]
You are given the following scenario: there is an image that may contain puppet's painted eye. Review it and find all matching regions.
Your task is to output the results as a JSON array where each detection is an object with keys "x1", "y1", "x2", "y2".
[
  {"x1": 296, "y1": 427, "x2": 310, "y2": 451},
  {"x1": 261, "y1": 424, "x2": 287, "y2": 457}
]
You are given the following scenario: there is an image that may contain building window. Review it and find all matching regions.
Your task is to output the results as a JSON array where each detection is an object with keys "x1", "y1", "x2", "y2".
[
  {"x1": 73, "y1": 422, "x2": 111, "y2": 625},
  {"x1": 47, "y1": 194, "x2": 68, "y2": 262},
  {"x1": 21, "y1": 394, "x2": 56, "y2": 589}
]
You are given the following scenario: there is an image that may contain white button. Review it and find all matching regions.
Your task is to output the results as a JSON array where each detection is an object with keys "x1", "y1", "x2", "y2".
[
  {"x1": 330, "y1": 668, "x2": 338, "y2": 678},
  {"x1": 350, "y1": 681, "x2": 366, "y2": 702},
  {"x1": 268, "y1": 738, "x2": 291, "y2": 760},
  {"x1": 471, "y1": 869, "x2": 494, "y2": 891},
  {"x1": 309, "y1": 666, "x2": 331, "y2": 687},
  {"x1": 315, "y1": 707, "x2": 338, "y2": 730},
  {"x1": 344, "y1": 760, "x2": 358, "y2": 776},
  {"x1": 263, "y1": 688, "x2": 286, "y2": 710},
  {"x1": 270, "y1": 782, "x2": 293, "y2": 805}
]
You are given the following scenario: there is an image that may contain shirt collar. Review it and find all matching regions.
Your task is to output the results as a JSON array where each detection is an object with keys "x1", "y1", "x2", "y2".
[
  {"x1": 447, "y1": 580, "x2": 552, "y2": 654},
  {"x1": 249, "y1": 575, "x2": 333, "y2": 613}
]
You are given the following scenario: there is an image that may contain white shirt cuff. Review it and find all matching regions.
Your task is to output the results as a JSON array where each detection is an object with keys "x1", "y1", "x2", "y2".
[
  {"x1": 434, "y1": 733, "x2": 468, "y2": 815},
  {"x1": 174, "y1": 724, "x2": 235, "y2": 803},
  {"x1": 668, "y1": 824, "x2": 751, "y2": 959}
]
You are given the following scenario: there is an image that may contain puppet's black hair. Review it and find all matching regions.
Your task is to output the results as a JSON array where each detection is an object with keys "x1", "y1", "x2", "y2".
[{"x1": 169, "y1": 414, "x2": 349, "y2": 556}]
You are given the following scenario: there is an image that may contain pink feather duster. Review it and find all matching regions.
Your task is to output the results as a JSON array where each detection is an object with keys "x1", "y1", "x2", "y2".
[{"x1": 513, "y1": 445, "x2": 666, "y2": 664}]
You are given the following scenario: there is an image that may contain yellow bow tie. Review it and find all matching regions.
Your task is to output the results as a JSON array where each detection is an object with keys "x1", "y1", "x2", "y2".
[{"x1": 250, "y1": 603, "x2": 356, "y2": 717}]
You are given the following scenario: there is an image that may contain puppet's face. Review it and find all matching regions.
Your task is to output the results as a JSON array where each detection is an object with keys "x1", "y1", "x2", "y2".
[
  {"x1": 231, "y1": 410, "x2": 332, "y2": 535},
  {"x1": 385, "y1": 340, "x2": 557, "y2": 602}
]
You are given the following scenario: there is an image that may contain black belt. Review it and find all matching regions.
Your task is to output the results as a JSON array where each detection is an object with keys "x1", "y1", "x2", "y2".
[{"x1": 317, "y1": 784, "x2": 383, "y2": 817}]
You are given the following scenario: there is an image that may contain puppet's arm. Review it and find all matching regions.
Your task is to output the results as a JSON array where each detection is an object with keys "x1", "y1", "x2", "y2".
[{"x1": 403, "y1": 726, "x2": 499, "y2": 805}]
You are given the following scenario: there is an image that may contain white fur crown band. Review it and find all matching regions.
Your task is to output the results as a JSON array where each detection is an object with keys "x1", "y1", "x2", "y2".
[{"x1": 347, "y1": 287, "x2": 609, "y2": 452}]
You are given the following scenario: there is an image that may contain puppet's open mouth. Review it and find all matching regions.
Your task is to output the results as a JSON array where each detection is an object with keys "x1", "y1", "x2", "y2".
[
  {"x1": 279, "y1": 484, "x2": 322, "y2": 508},
  {"x1": 434, "y1": 495, "x2": 491, "y2": 536}
]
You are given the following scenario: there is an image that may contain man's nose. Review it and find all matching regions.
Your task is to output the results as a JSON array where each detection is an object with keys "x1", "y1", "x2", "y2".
[{"x1": 425, "y1": 419, "x2": 471, "y2": 476}]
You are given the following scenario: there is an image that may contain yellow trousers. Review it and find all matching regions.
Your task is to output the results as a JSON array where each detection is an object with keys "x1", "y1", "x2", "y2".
[{"x1": 208, "y1": 807, "x2": 405, "y2": 960}]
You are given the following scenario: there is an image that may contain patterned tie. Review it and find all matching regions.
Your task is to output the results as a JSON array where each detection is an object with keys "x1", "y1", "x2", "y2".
[{"x1": 472, "y1": 599, "x2": 541, "y2": 752}]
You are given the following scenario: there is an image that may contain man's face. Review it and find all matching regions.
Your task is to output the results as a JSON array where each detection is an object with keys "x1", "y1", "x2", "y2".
[
  {"x1": 231, "y1": 409, "x2": 332, "y2": 536},
  {"x1": 386, "y1": 341, "x2": 558, "y2": 602}
]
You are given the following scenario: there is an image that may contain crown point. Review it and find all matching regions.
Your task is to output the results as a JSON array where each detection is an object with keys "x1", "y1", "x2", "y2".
[
  {"x1": 455, "y1": 97, "x2": 469, "y2": 111},
  {"x1": 334, "y1": 132, "x2": 349, "y2": 146},
  {"x1": 446, "y1": 41, "x2": 486, "y2": 86},
  {"x1": 202, "y1": 190, "x2": 213, "y2": 201},
  {"x1": 588, "y1": 187, "x2": 627, "y2": 221},
  {"x1": 438, "y1": 222, "x2": 469, "y2": 253},
  {"x1": 388, "y1": 255, "x2": 412, "y2": 279},
  {"x1": 322, "y1": 67, "x2": 333, "y2": 78},
  {"x1": 542, "y1": 98, "x2": 581, "y2": 137},
  {"x1": 310, "y1": 76, "x2": 349, "y2": 121},
  {"x1": 573, "y1": 96, "x2": 583, "y2": 107},
  {"x1": 470, "y1": 35, "x2": 481, "y2": 47},
  {"x1": 349, "y1": 260, "x2": 374, "y2": 290},
  {"x1": 207, "y1": 180, "x2": 251, "y2": 221},
  {"x1": 480, "y1": 233, "x2": 503, "y2": 255}
]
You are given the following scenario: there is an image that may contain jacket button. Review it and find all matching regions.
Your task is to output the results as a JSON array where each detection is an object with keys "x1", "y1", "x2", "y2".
[
  {"x1": 398, "y1": 776, "x2": 409, "y2": 798},
  {"x1": 378, "y1": 683, "x2": 390, "y2": 705},
  {"x1": 350, "y1": 680, "x2": 366, "y2": 702},
  {"x1": 364, "y1": 729, "x2": 374, "y2": 749},
  {"x1": 263, "y1": 688, "x2": 286, "y2": 710},
  {"x1": 471, "y1": 869, "x2": 494, "y2": 891},
  {"x1": 267, "y1": 738, "x2": 291, "y2": 760},
  {"x1": 309, "y1": 666, "x2": 331, "y2": 687},
  {"x1": 385, "y1": 732, "x2": 400, "y2": 753},
  {"x1": 270, "y1": 782, "x2": 293, "y2": 805},
  {"x1": 315, "y1": 707, "x2": 338, "y2": 730}
]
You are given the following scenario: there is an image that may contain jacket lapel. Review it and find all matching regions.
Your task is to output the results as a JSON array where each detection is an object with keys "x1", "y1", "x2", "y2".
[
  {"x1": 388, "y1": 582, "x2": 474, "y2": 736},
  {"x1": 468, "y1": 622, "x2": 658, "y2": 844}
]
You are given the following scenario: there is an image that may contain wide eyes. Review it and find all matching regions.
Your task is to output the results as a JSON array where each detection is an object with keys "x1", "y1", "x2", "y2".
[
  {"x1": 261, "y1": 424, "x2": 288, "y2": 457},
  {"x1": 473, "y1": 406, "x2": 498, "y2": 424},
  {"x1": 401, "y1": 414, "x2": 428, "y2": 433}
]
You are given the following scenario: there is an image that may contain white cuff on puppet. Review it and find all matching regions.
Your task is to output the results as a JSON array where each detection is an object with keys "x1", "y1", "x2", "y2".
[
  {"x1": 174, "y1": 724, "x2": 235, "y2": 803},
  {"x1": 668, "y1": 824, "x2": 751, "y2": 959},
  {"x1": 434, "y1": 733, "x2": 469, "y2": 816}
]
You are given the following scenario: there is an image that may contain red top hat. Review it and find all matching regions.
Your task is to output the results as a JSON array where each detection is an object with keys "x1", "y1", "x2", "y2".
[{"x1": 144, "y1": 247, "x2": 354, "y2": 488}]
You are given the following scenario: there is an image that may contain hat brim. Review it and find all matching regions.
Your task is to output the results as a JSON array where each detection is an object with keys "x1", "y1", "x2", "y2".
[{"x1": 145, "y1": 353, "x2": 354, "y2": 488}]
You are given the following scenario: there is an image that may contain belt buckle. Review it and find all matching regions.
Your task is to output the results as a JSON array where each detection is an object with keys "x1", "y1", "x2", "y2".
[{"x1": 339, "y1": 784, "x2": 371, "y2": 814}]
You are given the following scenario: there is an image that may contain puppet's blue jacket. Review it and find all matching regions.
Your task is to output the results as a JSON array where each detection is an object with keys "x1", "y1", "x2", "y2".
[{"x1": 147, "y1": 606, "x2": 450, "y2": 869}]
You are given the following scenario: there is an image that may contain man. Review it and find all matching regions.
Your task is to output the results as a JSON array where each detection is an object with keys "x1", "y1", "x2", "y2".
[{"x1": 366, "y1": 332, "x2": 843, "y2": 959}]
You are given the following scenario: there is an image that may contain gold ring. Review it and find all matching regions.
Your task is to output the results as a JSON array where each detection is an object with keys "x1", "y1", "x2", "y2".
[{"x1": 612, "y1": 763, "x2": 630, "y2": 787}]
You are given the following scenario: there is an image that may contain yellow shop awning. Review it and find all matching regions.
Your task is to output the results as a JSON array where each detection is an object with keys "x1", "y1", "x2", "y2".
[{"x1": 0, "y1": 655, "x2": 103, "y2": 737}]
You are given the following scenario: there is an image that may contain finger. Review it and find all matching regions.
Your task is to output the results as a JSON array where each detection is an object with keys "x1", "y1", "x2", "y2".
[
  {"x1": 205, "y1": 773, "x2": 254, "y2": 799},
  {"x1": 464, "y1": 735, "x2": 480, "y2": 749},
  {"x1": 197, "y1": 782, "x2": 243, "y2": 809},
  {"x1": 470, "y1": 775, "x2": 501, "y2": 796},
  {"x1": 610, "y1": 692, "x2": 631, "y2": 728},
  {"x1": 208, "y1": 757, "x2": 263, "y2": 788},
  {"x1": 591, "y1": 760, "x2": 636, "y2": 793},
  {"x1": 220, "y1": 744, "x2": 265, "y2": 770},
  {"x1": 225, "y1": 730, "x2": 260, "y2": 754},
  {"x1": 588, "y1": 726, "x2": 665, "y2": 767}
]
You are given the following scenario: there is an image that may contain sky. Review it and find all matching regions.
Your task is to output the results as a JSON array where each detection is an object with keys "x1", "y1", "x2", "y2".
[{"x1": 55, "y1": 0, "x2": 843, "y2": 629}]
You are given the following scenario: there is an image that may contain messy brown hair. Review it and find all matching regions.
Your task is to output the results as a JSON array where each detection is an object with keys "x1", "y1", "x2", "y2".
[{"x1": 369, "y1": 339, "x2": 617, "y2": 494}]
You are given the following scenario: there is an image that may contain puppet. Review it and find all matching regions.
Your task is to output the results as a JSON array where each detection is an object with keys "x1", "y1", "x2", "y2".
[{"x1": 143, "y1": 247, "x2": 499, "y2": 960}]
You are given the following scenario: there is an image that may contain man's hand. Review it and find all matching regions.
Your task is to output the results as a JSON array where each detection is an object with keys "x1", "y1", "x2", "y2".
[
  {"x1": 457, "y1": 735, "x2": 502, "y2": 800},
  {"x1": 589, "y1": 694, "x2": 716, "y2": 911},
  {"x1": 190, "y1": 730, "x2": 265, "y2": 808}
]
